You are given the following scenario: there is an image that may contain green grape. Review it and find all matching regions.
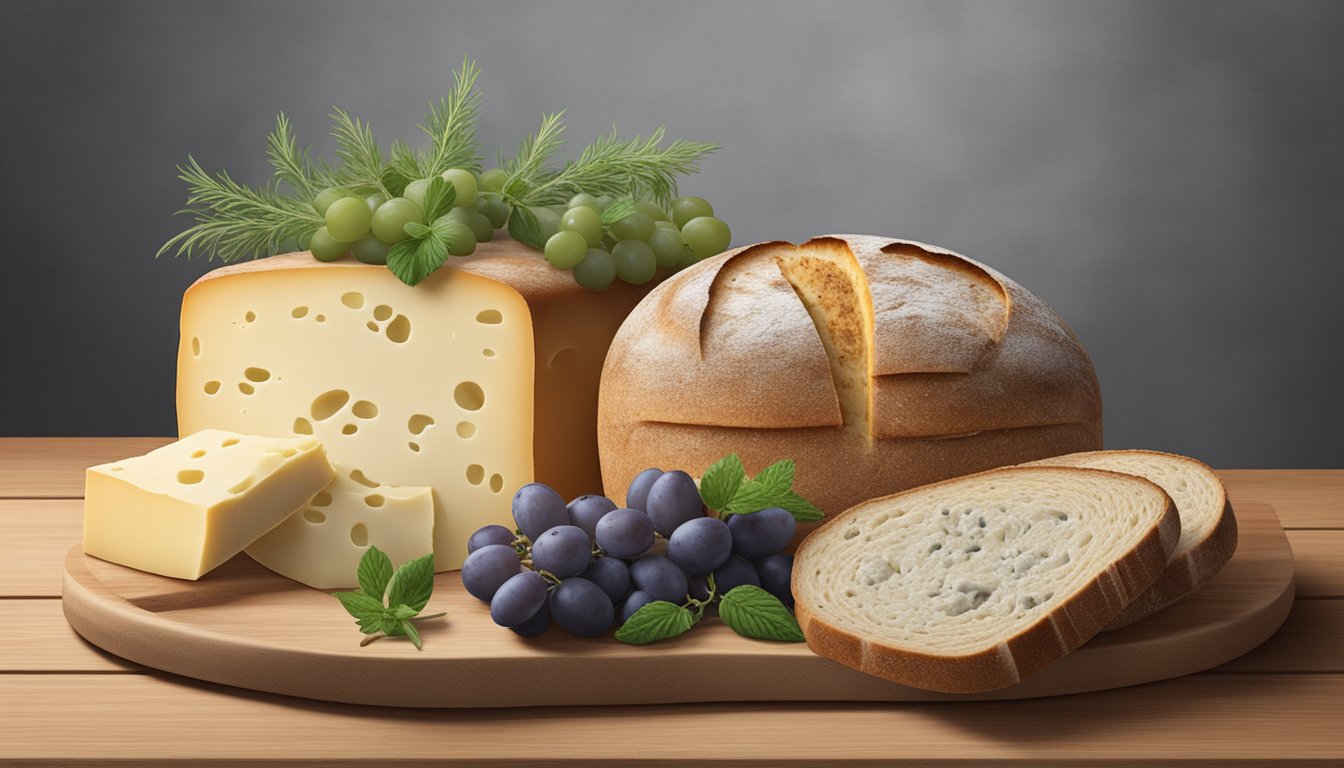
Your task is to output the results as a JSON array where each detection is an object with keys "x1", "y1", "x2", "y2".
[
  {"x1": 442, "y1": 207, "x2": 493, "y2": 243},
  {"x1": 647, "y1": 227, "x2": 688, "y2": 269},
  {"x1": 440, "y1": 168, "x2": 478, "y2": 207},
  {"x1": 544, "y1": 231, "x2": 588, "y2": 269},
  {"x1": 634, "y1": 200, "x2": 669, "y2": 221},
  {"x1": 560, "y1": 206, "x2": 604, "y2": 246},
  {"x1": 309, "y1": 226, "x2": 349, "y2": 262},
  {"x1": 437, "y1": 220, "x2": 477, "y2": 256},
  {"x1": 676, "y1": 247, "x2": 700, "y2": 270},
  {"x1": 573, "y1": 248, "x2": 617, "y2": 290},
  {"x1": 365, "y1": 192, "x2": 388, "y2": 212},
  {"x1": 325, "y1": 196, "x2": 372, "y2": 242},
  {"x1": 312, "y1": 187, "x2": 349, "y2": 216},
  {"x1": 672, "y1": 196, "x2": 714, "y2": 228},
  {"x1": 567, "y1": 193, "x2": 600, "y2": 211},
  {"x1": 611, "y1": 212, "x2": 655, "y2": 242},
  {"x1": 532, "y1": 206, "x2": 563, "y2": 242},
  {"x1": 371, "y1": 198, "x2": 425, "y2": 244},
  {"x1": 475, "y1": 196, "x2": 511, "y2": 228},
  {"x1": 681, "y1": 216, "x2": 732, "y2": 259},
  {"x1": 612, "y1": 240, "x2": 657, "y2": 285},
  {"x1": 403, "y1": 178, "x2": 432, "y2": 211},
  {"x1": 478, "y1": 168, "x2": 508, "y2": 194},
  {"x1": 654, "y1": 220, "x2": 679, "y2": 232},
  {"x1": 352, "y1": 233, "x2": 390, "y2": 265}
]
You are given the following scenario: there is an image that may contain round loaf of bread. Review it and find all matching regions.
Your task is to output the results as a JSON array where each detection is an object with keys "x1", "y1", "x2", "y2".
[{"x1": 597, "y1": 235, "x2": 1103, "y2": 519}]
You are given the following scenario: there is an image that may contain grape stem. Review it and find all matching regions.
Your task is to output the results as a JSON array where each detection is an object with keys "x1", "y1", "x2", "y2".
[{"x1": 682, "y1": 572, "x2": 719, "y2": 622}]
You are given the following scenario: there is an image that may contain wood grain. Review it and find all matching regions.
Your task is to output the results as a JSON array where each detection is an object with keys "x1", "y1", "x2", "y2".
[
  {"x1": 59, "y1": 504, "x2": 1293, "y2": 707},
  {"x1": 0, "y1": 437, "x2": 170, "y2": 497},
  {"x1": 0, "y1": 599, "x2": 137, "y2": 672},
  {"x1": 2, "y1": 673, "x2": 1343, "y2": 766},
  {"x1": 1287, "y1": 530, "x2": 1344, "y2": 597},
  {"x1": 1221, "y1": 469, "x2": 1344, "y2": 528},
  {"x1": 0, "y1": 499, "x2": 80, "y2": 597}
]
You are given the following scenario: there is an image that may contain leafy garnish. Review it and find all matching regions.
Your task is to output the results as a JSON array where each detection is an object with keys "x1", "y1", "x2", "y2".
[
  {"x1": 719, "y1": 585, "x2": 805, "y2": 642},
  {"x1": 614, "y1": 601, "x2": 696, "y2": 644},
  {"x1": 332, "y1": 547, "x2": 443, "y2": 650},
  {"x1": 699, "y1": 455, "x2": 824, "y2": 522}
]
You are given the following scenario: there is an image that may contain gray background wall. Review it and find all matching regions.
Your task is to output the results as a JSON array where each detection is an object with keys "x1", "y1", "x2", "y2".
[{"x1": 2, "y1": 0, "x2": 1341, "y2": 467}]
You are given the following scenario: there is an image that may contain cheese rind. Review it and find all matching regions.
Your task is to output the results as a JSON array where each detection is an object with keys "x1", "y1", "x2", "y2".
[
  {"x1": 245, "y1": 464, "x2": 435, "y2": 590},
  {"x1": 82, "y1": 430, "x2": 335, "y2": 580}
]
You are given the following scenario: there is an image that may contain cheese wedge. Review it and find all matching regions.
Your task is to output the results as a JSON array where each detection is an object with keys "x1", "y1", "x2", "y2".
[
  {"x1": 177, "y1": 244, "x2": 650, "y2": 570},
  {"x1": 245, "y1": 464, "x2": 435, "y2": 590},
  {"x1": 82, "y1": 430, "x2": 334, "y2": 580}
]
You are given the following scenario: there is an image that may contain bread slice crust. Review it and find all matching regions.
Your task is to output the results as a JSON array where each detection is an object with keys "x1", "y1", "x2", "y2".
[
  {"x1": 792, "y1": 466, "x2": 1180, "y2": 694},
  {"x1": 1020, "y1": 450, "x2": 1237, "y2": 629}
]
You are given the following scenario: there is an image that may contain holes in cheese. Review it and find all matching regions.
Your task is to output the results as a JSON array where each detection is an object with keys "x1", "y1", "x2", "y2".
[
  {"x1": 341, "y1": 292, "x2": 365, "y2": 309},
  {"x1": 190, "y1": 449, "x2": 207, "y2": 459},
  {"x1": 239, "y1": 382, "x2": 255, "y2": 395},
  {"x1": 365, "y1": 494, "x2": 385, "y2": 508},
  {"x1": 349, "y1": 469, "x2": 378, "y2": 488},
  {"x1": 244, "y1": 367, "x2": 270, "y2": 382},
  {"x1": 221, "y1": 437, "x2": 240, "y2": 447},
  {"x1": 373, "y1": 304, "x2": 393, "y2": 321},
  {"x1": 454, "y1": 382, "x2": 485, "y2": 411},
  {"x1": 483, "y1": 348, "x2": 496, "y2": 357},
  {"x1": 311, "y1": 491, "x2": 333, "y2": 507},
  {"x1": 386, "y1": 314, "x2": 411, "y2": 343},
  {"x1": 350, "y1": 523, "x2": 369, "y2": 547},
  {"x1": 489, "y1": 473, "x2": 504, "y2": 493},
  {"x1": 476, "y1": 309, "x2": 503, "y2": 324},
  {"x1": 408, "y1": 442, "x2": 421, "y2": 453},
  {"x1": 466, "y1": 464, "x2": 485, "y2": 485},
  {"x1": 366, "y1": 321, "x2": 379, "y2": 332},
  {"x1": 341, "y1": 424, "x2": 358, "y2": 435},
  {"x1": 191, "y1": 337, "x2": 201, "y2": 356},
  {"x1": 352, "y1": 400, "x2": 379, "y2": 419},
  {"x1": 245, "y1": 311, "x2": 256, "y2": 323},
  {"x1": 311, "y1": 390, "x2": 350, "y2": 422},
  {"x1": 204, "y1": 381, "x2": 221, "y2": 395},
  {"x1": 408, "y1": 414, "x2": 435, "y2": 435},
  {"x1": 456, "y1": 421, "x2": 475, "y2": 438},
  {"x1": 291, "y1": 306, "x2": 308, "y2": 319},
  {"x1": 303, "y1": 509, "x2": 326, "y2": 524},
  {"x1": 177, "y1": 469, "x2": 205, "y2": 485},
  {"x1": 315, "y1": 314, "x2": 326, "y2": 323},
  {"x1": 293, "y1": 417, "x2": 313, "y2": 435}
]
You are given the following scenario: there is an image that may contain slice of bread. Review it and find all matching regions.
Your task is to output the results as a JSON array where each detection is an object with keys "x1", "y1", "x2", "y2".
[
  {"x1": 792, "y1": 466, "x2": 1179, "y2": 693},
  {"x1": 1019, "y1": 450, "x2": 1236, "y2": 629}
]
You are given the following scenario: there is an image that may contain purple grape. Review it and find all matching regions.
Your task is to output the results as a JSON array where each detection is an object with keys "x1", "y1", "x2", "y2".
[
  {"x1": 490, "y1": 570, "x2": 548, "y2": 627},
  {"x1": 727, "y1": 506, "x2": 796, "y2": 560},
  {"x1": 619, "y1": 590, "x2": 657, "y2": 625},
  {"x1": 549, "y1": 578, "x2": 615, "y2": 637},
  {"x1": 667, "y1": 516, "x2": 732, "y2": 575},
  {"x1": 645, "y1": 470, "x2": 704, "y2": 536},
  {"x1": 629, "y1": 554, "x2": 689, "y2": 604},
  {"x1": 755, "y1": 553, "x2": 794, "y2": 607},
  {"x1": 625, "y1": 468, "x2": 663, "y2": 511},
  {"x1": 709, "y1": 554, "x2": 760, "y2": 595},
  {"x1": 595, "y1": 508, "x2": 655, "y2": 559},
  {"x1": 511, "y1": 600, "x2": 552, "y2": 637},
  {"x1": 461, "y1": 544, "x2": 521, "y2": 602},
  {"x1": 531, "y1": 525, "x2": 593, "y2": 578},
  {"x1": 468, "y1": 524, "x2": 515, "y2": 553},
  {"x1": 512, "y1": 483, "x2": 569, "y2": 541},
  {"x1": 581, "y1": 556, "x2": 630, "y2": 603},
  {"x1": 567, "y1": 494, "x2": 617, "y2": 540}
]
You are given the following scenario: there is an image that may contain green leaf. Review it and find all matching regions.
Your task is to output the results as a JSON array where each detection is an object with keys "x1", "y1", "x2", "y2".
[
  {"x1": 387, "y1": 232, "x2": 449, "y2": 287},
  {"x1": 777, "y1": 490, "x2": 825, "y2": 523},
  {"x1": 754, "y1": 459, "x2": 796, "y2": 492},
  {"x1": 356, "y1": 546, "x2": 394, "y2": 602},
  {"x1": 615, "y1": 601, "x2": 695, "y2": 644},
  {"x1": 387, "y1": 553, "x2": 436, "y2": 613},
  {"x1": 506, "y1": 205, "x2": 546, "y2": 249},
  {"x1": 699, "y1": 454, "x2": 745, "y2": 512},
  {"x1": 723, "y1": 480, "x2": 781, "y2": 516},
  {"x1": 399, "y1": 619, "x2": 423, "y2": 650},
  {"x1": 403, "y1": 221, "x2": 434, "y2": 239},
  {"x1": 390, "y1": 604, "x2": 419, "y2": 620},
  {"x1": 331, "y1": 591, "x2": 386, "y2": 635},
  {"x1": 420, "y1": 175, "x2": 456, "y2": 222},
  {"x1": 719, "y1": 585, "x2": 804, "y2": 642}
]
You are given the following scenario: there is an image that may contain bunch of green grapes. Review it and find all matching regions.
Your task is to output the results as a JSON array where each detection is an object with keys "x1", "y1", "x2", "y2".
[
  {"x1": 307, "y1": 168, "x2": 506, "y2": 264},
  {"x1": 539, "y1": 193, "x2": 731, "y2": 290}
]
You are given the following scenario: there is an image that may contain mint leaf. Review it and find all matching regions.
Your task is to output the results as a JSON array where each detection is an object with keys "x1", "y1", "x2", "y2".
[
  {"x1": 506, "y1": 205, "x2": 545, "y2": 249},
  {"x1": 399, "y1": 619, "x2": 423, "y2": 649},
  {"x1": 719, "y1": 585, "x2": 804, "y2": 642},
  {"x1": 698, "y1": 453, "x2": 745, "y2": 511},
  {"x1": 615, "y1": 601, "x2": 695, "y2": 644},
  {"x1": 777, "y1": 490, "x2": 824, "y2": 523},
  {"x1": 420, "y1": 175, "x2": 456, "y2": 221},
  {"x1": 754, "y1": 459, "x2": 795, "y2": 492},
  {"x1": 332, "y1": 591, "x2": 386, "y2": 634},
  {"x1": 356, "y1": 546, "x2": 394, "y2": 602},
  {"x1": 403, "y1": 221, "x2": 434, "y2": 239},
  {"x1": 387, "y1": 232, "x2": 449, "y2": 286},
  {"x1": 433, "y1": 219, "x2": 476, "y2": 257},
  {"x1": 723, "y1": 480, "x2": 781, "y2": 516},
  {"x1": 390, "y1": 604, "x2": 418, "y2": 620},
  {"x1": 387, "y1": 552, "x2": 436, "y2": 613}
]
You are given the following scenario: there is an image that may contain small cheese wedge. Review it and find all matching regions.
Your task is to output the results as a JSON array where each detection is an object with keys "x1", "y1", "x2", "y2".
[
  {"x1": 244, "y1": 464, "x2": 435, "y2": 589},
  {"x1": 82, "y1": 430, "x2": 335, "y2": 580}
]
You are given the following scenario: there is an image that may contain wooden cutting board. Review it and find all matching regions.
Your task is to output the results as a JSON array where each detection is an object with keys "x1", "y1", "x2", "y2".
[{"x1": 62, "y1": 503, "x2": 1294, "y2": 708}]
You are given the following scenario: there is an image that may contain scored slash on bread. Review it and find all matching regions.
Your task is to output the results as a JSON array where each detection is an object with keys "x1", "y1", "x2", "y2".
[
  {"x1": 1019, "y1": 450, "x2": 1237, "y2": 630},
  {"x1": 792, "y1": 466, "x2": 1180, "y2": 694}
]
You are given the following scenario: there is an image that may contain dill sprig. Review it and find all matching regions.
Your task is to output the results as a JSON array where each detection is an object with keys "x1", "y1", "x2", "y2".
[
  {"x1": 523, "y1": 126, "x2": 718, "y2": 208},
  {"x1": 417, "y1": 57, "x2": 483, "y2": 177}
]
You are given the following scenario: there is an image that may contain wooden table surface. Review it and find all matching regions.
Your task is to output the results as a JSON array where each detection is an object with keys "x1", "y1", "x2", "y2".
[{"x1": 1, "y1": 438, "x2": 1341, "y2": 767}]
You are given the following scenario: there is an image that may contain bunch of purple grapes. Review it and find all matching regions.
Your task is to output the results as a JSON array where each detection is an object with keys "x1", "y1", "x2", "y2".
[{"x1": 462, "y1": 468, "x2": 797, "y2": 637}]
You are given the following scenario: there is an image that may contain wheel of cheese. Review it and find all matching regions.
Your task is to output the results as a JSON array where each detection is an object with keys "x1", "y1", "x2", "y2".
[{"x1": 597, "y1": 235, "x2": 1103, "y2": 525}]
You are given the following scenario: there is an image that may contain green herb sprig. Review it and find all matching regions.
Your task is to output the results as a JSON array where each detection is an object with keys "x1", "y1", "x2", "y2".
[
  {"x1": 332, "y1": 547, "x2": 443, "y2": 650},
  {"x1": 699, "y1": 454, "x2": 825, "y2": 522}
]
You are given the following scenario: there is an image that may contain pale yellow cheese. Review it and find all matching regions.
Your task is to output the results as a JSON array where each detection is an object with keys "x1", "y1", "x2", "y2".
[
  {"x1": 244, "y1": 464, "x2": 435, "y2": 590},
  {"x1": 82, "y1": 430, "x2": 335, "y2": 580}
]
